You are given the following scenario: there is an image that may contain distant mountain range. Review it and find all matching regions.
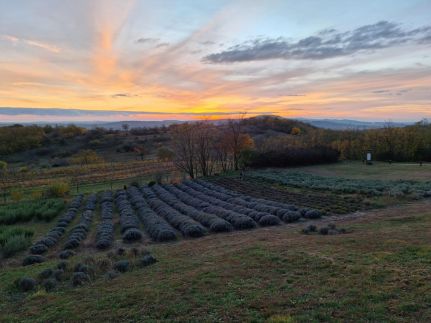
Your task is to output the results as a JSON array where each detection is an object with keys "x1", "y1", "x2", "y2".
[
  {"x1": 296, "y1": 119, "x2": 413, "y2": 130},
  {"x1": 84, "y1": 118, "x2": 414, "y2": 130},
  {"x1": 0, "y1": 108, "x2": 416, "y2": 131}
]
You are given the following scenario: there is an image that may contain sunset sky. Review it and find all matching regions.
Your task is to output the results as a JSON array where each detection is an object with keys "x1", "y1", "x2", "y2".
[{"x1": 0, "y1": 0, "x2": 430, "y2": 122}]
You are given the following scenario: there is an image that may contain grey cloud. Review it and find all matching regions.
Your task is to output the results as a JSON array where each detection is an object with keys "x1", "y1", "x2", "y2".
[
  {"x1": 203, "y1": 21, "x2": 431, "y2": 63},
  {"x1": 200, "y1": 40, "x2": 216, "y2": 45},
  {"x1": 112, "y1": 93, "x2": 137, "y2": 98},
  {"x1": 155, "y1": 42, "x2": 170, "y2": 48},
  {"x1": 136, "y1": 37, "x2": 159, "y2": 44},
  {"x1": 372, "y1": 88, "x2": 411, "y2": 96}
]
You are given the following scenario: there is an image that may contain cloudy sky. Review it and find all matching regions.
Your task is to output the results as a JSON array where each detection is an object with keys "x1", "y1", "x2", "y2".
[{"x1": 1, "y1": 0, "x2": 430, "y2": 122}]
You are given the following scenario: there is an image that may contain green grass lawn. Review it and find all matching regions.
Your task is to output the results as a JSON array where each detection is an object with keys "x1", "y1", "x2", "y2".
[
  {"x1": 1, "y1": 200, "x2": 431, "y2": 322},
  {"x1": 286, "y1": 161, "x2": 431, "y2": 181}
]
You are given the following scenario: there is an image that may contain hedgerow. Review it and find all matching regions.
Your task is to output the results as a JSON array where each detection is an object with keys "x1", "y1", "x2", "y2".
[
  {"x1": 195, "y1": 179, "x2": 323, "y2": 221},
  {"x1": 141, "y1": 186, "x2": 206, "y2": 238},
  {"x1": 150, "y1": 185, "x2": 233, "y2": 233},
  {"x1": 95, "y1": 191, "x2": 114, "y2": 250},
  {"x1": 127, "y1": 186, "x2": 177, "y2": 242},
  {"x1": 63, "y1": 194, "x2": 97, "y2": 250},
  {"x1": 179, "y1": 182, "x2": 281, "y2": 227},
  {"x1": 163, "y1": 184, "x2": 256, "y2": 230},
  {"x1": 27, "y1": 195, "x2": 83, "y2": 260},
  {"x1": 22, "y1": 254, "x2": 45, "y2": 266},
  {"x1": 114, "y1": 190, "x2": 143, "y2": 243}
]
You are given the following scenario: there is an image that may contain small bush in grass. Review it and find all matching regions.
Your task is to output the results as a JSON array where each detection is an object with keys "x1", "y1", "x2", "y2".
[
  {"x1": 71, "y1": 272, "x2": 91, "y2": 286},
  {"x1": 17, "y1": 277, "x2": 37, "y2": 292},
  {"x1": 105, "y1": 270, "x2": 120, "y2": 280},
  {"x1": 42, "y1": 278, "x2": 57, "y2": 292},
  {"x1": 38, "y1": 268, "x2": 53, "y2": 280},
  {"x1": 73, "y1": 263, "x2": 95, "y2": 278},
  {"x1": 301, "y1": 225, "x2": 317, "y2": 234},
  {"x1": 46, "y1": 182, "x2": 70, "y2": 198},
  {"x1": 319, "y1": 227, "x2": 329, "y2": 235},
  {"x1": 59, "y1": 250, "x2": 75, "y2": 259},
  {"x1": 23, "y1": 254, "x2": 45, "y2": 266},
  {"x1": 137, "y1": 254, "x2": 157, "y2": 268},
  {"x1": 57, "y1": 261, "x2": 67, "y2": 270},
  {"x1": 122, "y1": 228, "x2": 142, "y2": 243},
  {"x1": 113, "y1": 260, "x2": 130, "y2": 273},
  {"x1": 53, "y1": 269, "x2": 64, "y2": 281},
  {"x1": 30, "y1": 243, "x2": 48, "y2": 255}
]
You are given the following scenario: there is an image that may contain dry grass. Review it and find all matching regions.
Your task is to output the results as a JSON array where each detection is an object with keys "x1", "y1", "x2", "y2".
[{"x1": 1, "y1": 199, "x2": 431, "y2": 322}]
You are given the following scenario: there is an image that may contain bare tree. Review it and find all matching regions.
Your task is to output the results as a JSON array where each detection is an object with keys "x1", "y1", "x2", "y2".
[
  {"x1": 382, "y1": 121, "x2": 396, "y2": 160},
  {"x1": 213, "y1": 129, "x2": 231, "y2": 172},
  {"x1": 122, "y1": 123, "x2": 129, "y2": 136},
  {"x1": 171, "y1": 123, "x2": 198, "y2": 178},
  {"x1": 195, "y1": 122, "x2": 215, "y2": 177},
  {"x1": 0, "y1": 161, "x2": 9, "y2": 203},
  {"x1": 226, "y1": 113, "x2": 247, "y2": 170}
]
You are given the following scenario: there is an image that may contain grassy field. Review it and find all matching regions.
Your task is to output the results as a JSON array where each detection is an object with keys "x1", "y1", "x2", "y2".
[
  {"x1": 286, "y1": 161, "x2": 431, "y2": 181},
  {"x1": 1, "y1": 200, "x2": 431, "y2": 322},
  {"x1": 1, "y1": 161, "x2": 431, "y2": 322}
]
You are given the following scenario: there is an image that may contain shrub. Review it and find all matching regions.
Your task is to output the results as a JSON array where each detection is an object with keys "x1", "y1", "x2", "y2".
[
  {"x1": 303, "y1": 209, "x2": 323, "y2": 219},
  {"x1": 38, "y1": 268, "x2": 53, "y2": 280},
  {"x1": 258, "y1": 215, "x2": 281, "y2": 226},
  {"x1": 74, "y1": 263, "x2": 93, "y2": 275},
  {"x1": 141, "y1": 186, "x2": 206, "y2": 238},
  {"x1": 22, "y1": 255, "x2": 45, "y2": 266},
  {"x1": 151, "y1": 185, "x2": 233, "y2": 233},
  {"x1": 53, "y1": 269, "x2": 64, "y2": 281},
  {"x1": 95, "y1": 191, "x2": 114, "y2": 250},
  {"x1": 46, "y1": 182, "x2": 70, "y2": 198},
  {"x1": 126, "y1": 187, "x2": 177, "y2": 242},
  {"x1": 137, "y1": 254, "x2": 157, "y2": 268},
  {"x1": 113, "y1": 260, "x2": 130, "y2": 273},
  {"x1": 59, "y1": 250, "x2": 75, "y2": 259},
  {"x1": 30, "y1": 243, "x2": 48, "y2": 255},
  {"x1": 17, "y1": 277, "x2": 37, "y2": 292},
  {"x1": 319, "y1": 227, "x2": 329, "y2": 235},
  {"x1": 122, "y1": 228, "x2": 143, "y2": 243},
  {"x1": 307, "y1": 224, "x2": 317, "y2": 232},
  {"x1": 57, "y1": 261, "x2": 67, "y2": 270},
  {"x1": 71, "y1": 272, "x2": 91, "y2": 286},
  {"x1": 105, "y1": 270, "x2": 120, "y2": 280},
  {"x1": 42, "y1": 278, "x2": 57, "y2": 292}
]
